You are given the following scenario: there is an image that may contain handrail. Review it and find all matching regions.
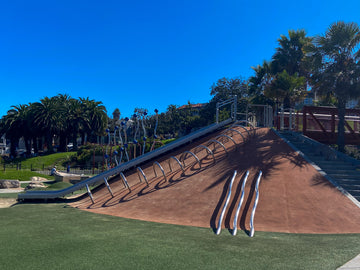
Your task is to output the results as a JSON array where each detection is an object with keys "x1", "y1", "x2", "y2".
[
  {"x1": 226, "y1": 128, "x2": 246, "y2": 142},
  {"x1": 137, "y1": 167, "x2": 149, "y2": 186},
  {"x1": 153, "y1": 161, "x2": 167, "y2": 182},
  {"x1": 119, "y1": 172, "x2": 131, "y2": 191},
  {"x1": 215, "y1": 134, "x2": 237, "y2": 148},
  {"x1": 86, "y1": 184, "x2": 95, "y2": 204},
  {"x1": 168, "y1": 156, "x2": 185, "y2": 173},
  {"x1": 235, "y1": 120, "x2": 255, "y2": 130},
  {"x1": 18, "y1": 118, "x2": 233, "y2": 200},
  {"x1": 193, "y1": 145, "x2": 216, "y2": 163},
  {"x1": 216, "y1": 170, "x2": 237, "y2": 235},
  {"x1": 249, "y1": 171, "x2": 263, "y2": 237},
  {"x1": 180, "y1": 151, "x2": 201, "y2": 168},
  {"x1": 104, "y1": 177, "x2": 114, "y2": 198},
  {"x1": 207, "y1": 139, "x2": 227, "y2": 154},
  {"x1": 231, "y1": 124, "x2": 250, "y2": 138},
  {"x1": 232, "y1": 171, "x2": 249, "y2": 236}
]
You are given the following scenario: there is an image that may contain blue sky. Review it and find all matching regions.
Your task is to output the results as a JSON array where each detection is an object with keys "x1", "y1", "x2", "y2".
[{"x1": 1, "y1": 0, "x2": 360, "y2": 119}]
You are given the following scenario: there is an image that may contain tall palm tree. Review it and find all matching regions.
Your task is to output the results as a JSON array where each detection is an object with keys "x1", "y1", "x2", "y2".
[
  {"x1": 307, "y1": 21, "x2": 360, "y2": 151},
  {"x1": 53, "y1": 94, "x2": 72, "y2": 152},
  {"x1": 272, "y1": 29, "x2": 312, "y2": 77},
  {"x1": 31, "y1": 96, "x2": 63, "y2": 153},
  {"x1": 79, "y1": 97, "x2": 107, "y2": 143},
  {"x1": 0, "y1": 104, "x2": 31, "y2": 157}
]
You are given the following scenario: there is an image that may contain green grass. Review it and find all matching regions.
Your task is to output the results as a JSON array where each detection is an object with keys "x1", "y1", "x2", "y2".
[
  {"x1": 0, "y1": 193, "x2": 18, "y2": 198},
  {"x1": 0, "y1": 203, "x2": 359, "y2": 270},
  {"x1": 18, "y1": 151, "x2": 77, "y2": 170},
  {"x1": 0, "y1": 169, "x2": 54, "y2": 181}
]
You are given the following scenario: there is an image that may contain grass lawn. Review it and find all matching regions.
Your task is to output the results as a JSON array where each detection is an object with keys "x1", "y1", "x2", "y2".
[
  {"x1": 0, "y1": 169, "x2": 55, "y2": 181},
  {"x1": 0, "y1": 203, "x2": 359, "y2": 270},
  {"x1": 18, "y1": 152, "x2": 77, "y2": 169}
]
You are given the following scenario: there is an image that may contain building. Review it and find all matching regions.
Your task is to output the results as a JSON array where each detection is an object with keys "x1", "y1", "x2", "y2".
[{"x1": 178, "y1": 103, "x2": 206, "y2": 116}]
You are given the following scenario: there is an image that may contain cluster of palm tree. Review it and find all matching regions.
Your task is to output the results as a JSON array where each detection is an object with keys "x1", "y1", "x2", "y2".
[
  {"x1": 1, "y1": 21, "x2": 359, "y2": 157},
  {"x1": 0, "y1": 94, "x2": 108, "y2": 157},
  {"x1": 248, "y1": 21, "x2": 360, "y2": 151}
]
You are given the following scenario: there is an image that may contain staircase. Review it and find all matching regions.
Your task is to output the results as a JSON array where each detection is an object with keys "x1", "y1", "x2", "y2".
[{"x1": 277, "y1": 130, "x2": 360, "y2": 204}]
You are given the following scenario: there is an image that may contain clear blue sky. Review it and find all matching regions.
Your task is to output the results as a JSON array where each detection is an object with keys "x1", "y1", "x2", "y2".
[{"x1": 1, "y1": 0, "x2": 360, "y2": 119}]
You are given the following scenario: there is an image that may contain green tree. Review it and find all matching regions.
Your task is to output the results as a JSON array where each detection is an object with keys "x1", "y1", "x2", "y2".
[
  {"x1": 272, "y1": 29, "x2": 312, "y2": 77},
  {"x1": 306, "y1": 21, "x2": 360, "y2": 151},
  {"x1": 80, "y1": 97, "x2": 107, "y2": 143},
  {"x1": 31, "y1": 96, "x2": 63, "y2": 153},
  {"x1": 0, "y1": 104, "x2": 31, "y2": 157}
]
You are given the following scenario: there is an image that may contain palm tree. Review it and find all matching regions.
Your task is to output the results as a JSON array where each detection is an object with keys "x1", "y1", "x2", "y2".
[
  {"x1": 31, "y1": 96, "x2": 63, "y2": 153},
  {"x1": 0, "y1": 104, "x2": 31, "y2": 157},
  {"x1": 53, "y1": 94, "x2": 72, "y2": 152},
  {"x1": 306, "y1": 21, "x2": 360, "y2": 151},
  {"x1": 79, "y1": 97, "x2": 107, "y2": 143},
  {"x1": 272, "y1": 29, "x2": 312, "y2": 77}
]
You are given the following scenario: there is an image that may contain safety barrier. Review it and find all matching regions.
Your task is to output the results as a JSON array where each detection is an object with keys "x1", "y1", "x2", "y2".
[{"x1": 249, "y1": 171, "x2": 263, "y2": 237}]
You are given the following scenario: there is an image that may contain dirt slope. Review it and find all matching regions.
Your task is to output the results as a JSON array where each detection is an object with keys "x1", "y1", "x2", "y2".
[{"x1": 70, "y1": 128, "x2": 360, "y2": 234}]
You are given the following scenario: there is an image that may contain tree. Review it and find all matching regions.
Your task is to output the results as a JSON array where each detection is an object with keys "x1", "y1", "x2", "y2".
[
  {"x1": 272, "y1": 29, "x2": 312, "y2": 77},
  {"x1": 31, "y1": 96, "x2": 62, "y2": 153},
  {"x1": 306, "y1": 21, "x2": 360, "y2": 151},
  {"x1": 0, "y1": 104, "x2": 31, "y2": 157},
  {"x1": 265, "y1": 70, "x2": 306, "y2": 108},
  {"x1": 80, "y1": 97, "x2": 107, "y2": 143}
]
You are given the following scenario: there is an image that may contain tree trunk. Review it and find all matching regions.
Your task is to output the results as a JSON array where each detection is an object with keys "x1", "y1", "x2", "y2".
[
  {"x1": 10, "y1": 137, "x2": 18, "y2": 158},
  {"x1": 32, "y1": 137, "x2": 38, "y2": 154},
  {"x1": 337, "y1": 98, "x2": 346, "y2": 152},
  {"x1": 59, "y1": 132, "x2": 67, "y2": 152},
  {"x1": 24, "y1": 136, "x2": 31, "y2": 156}
]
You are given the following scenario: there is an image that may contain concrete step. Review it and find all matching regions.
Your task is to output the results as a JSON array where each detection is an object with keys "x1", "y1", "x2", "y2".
[
  {"x1": 347, "y1": 190, "x2": 360, "y2": 197},
  {"x1": 324, "y1": 170, "x2": 360, "y2": 176},
  {"x1": 313, "y1": 160, "x2": 356, "y2": 167},
  {"x1": 336, "y1": 179, "x2": 360, "y2": 185},
  {"x1": 315, "y1": 164, "x2": 357, "y2": 170},
  {"x1": 330, "y1": 174, "x2": 360, "y2": 180}
]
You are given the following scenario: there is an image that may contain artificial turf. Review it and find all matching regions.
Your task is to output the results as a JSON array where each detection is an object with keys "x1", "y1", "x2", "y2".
[{"x1": 0, "y1": 202, "x2": 359, "y2": 270}]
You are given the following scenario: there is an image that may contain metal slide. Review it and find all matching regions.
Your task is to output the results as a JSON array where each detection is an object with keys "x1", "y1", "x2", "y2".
[{"x1": 18, "y1": 118, "x2": 233, "y2": 201}]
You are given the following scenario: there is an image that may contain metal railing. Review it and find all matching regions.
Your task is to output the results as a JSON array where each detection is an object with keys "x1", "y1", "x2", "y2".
[
  {"x1": 216, "y1": 170, "x2": 237, "y2": 235},
  {"x1": 249, "y1": 171, "x2": 263, "y2": 237},
  {"x1": 18, "y1": 118, "x2": 234, "y2": 200}
]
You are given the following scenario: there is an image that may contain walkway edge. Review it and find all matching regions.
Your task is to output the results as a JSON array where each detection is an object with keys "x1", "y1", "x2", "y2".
[{"x1": 273, "y1": 129, "x2": 360, "y2": 209}]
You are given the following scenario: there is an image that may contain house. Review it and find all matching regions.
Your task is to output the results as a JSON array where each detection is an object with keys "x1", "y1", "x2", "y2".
[{"x1": 178, "y1": 103, "x2": 206, "y2": 116}]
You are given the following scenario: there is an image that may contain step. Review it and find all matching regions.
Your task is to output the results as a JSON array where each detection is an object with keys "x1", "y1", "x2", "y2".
[
  {"x1": 313, "y1": 160, "x2": 355, "y2": 167},
  {"x1": 336, "y1": 179, "x2": 360, "y2": 185},
  {"x1": 347, "y1": 190, "x2": 360, "y2": 197},
  {"x1": 316, "y1": 164, "x2": 356, "y2": 170},
  {"x1": 323, "y1": 170, "x2": 360, "y2": 176}
]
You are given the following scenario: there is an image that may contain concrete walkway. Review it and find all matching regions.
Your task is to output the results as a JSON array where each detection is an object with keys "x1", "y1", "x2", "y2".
[{"x1": 337, "y1": 254, "x2": 360, "y2": 269}]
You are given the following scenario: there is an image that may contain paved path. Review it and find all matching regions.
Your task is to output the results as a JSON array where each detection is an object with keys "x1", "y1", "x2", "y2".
[{"x1": 337, "y1": 254, "x2": 360, "y2": 269}]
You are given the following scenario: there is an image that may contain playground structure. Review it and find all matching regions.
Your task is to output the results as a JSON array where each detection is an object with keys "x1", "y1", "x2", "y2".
[
  {"x1": 18, "y1": 97, "x2": 241, "y2": 201},
  {"x1": 17, "y1": 97, "x2": 360, "y2": 235}
]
